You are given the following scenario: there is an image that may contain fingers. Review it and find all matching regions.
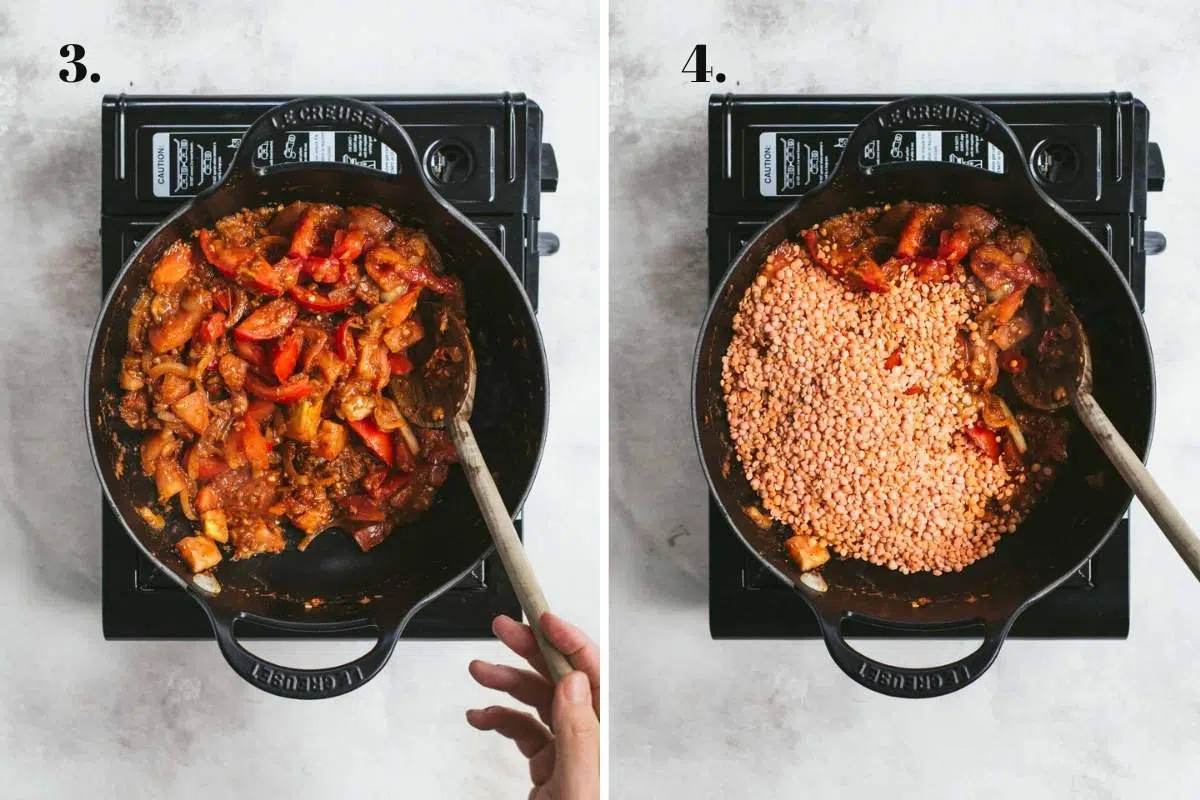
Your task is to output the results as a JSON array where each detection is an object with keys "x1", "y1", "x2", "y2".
[
  {"x1": 493, "y1": 613, "x2": 603, "y2": 714},
  {"x1": 551, "y1": 672, "x2": 601, "y2": 800},
  {"x1": 493, "y1": 614, "x2": 552, "y2": 678},
  {"x1": 465, "y1": 706, "x2": 552, "y2": 759},
  {"x1": 540, "y1": 612, "x2": 601, "y2": 715},
  {"x1": 468, "y1": 660, "x2": 554, "y2": 724},
  {"x1": 527, "y1": 740, "x2": 557, "y2": 787}
]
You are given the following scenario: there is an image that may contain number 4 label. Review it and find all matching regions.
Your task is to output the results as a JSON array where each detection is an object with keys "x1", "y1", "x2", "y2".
[{"x1": 682, "y1": 45, "x2": 725, "y2": 84}]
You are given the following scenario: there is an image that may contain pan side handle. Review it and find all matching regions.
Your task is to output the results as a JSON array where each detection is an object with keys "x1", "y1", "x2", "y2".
[
  {"x1": 816, "y1": 611, "x2": 1012, "y2": 699},
  {"x1": 205, "y1": 609, "x2": 401, "y2": 700},
  {"x1": 838, "y1": 95, "x2": 1031, "y2": 184},
  {"x1": 222, "y1": 96, "x2": 424, "y2": 184}
]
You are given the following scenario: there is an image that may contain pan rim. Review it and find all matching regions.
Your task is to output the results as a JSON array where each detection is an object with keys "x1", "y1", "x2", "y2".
[
  {"x1": 86, "y1": 117, "x2": 549, "y2": 630},
  {"x1": 692, "y1": 143, "x2": 1156, "y2": 634}
]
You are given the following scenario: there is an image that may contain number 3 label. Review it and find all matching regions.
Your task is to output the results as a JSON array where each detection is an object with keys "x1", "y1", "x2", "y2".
[{"x1": 59, "y1": 43, "x2": 99, "y2": 83}]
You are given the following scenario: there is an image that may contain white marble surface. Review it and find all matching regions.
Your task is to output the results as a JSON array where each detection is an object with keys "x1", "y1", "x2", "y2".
[
  {"x1": 611, "y1": 1, "x2": 1200, "y2": 797},
  {"x1": 0, "y1": 1, "x2": 604, "y2": 797}
]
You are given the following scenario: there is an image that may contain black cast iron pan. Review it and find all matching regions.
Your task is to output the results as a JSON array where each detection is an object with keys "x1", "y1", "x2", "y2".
[
  {"x1": 694, "y1": 96, "x2": 1155, "y2": 698},
  {"x1": 87, "y1": 97, "x2": 548, "y2": 699}
]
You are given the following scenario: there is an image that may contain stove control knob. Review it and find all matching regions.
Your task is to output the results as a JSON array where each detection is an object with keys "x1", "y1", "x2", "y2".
[
  {"x1": 1148, "y1": 142, "x2": 1165, "y2": 192},
  {"x1": 537, "y1": 232, "x2": 560, "y2": 256},
  {"x1": 1143, "y1": 230, "x2": 1167, "y2": 256},
  {"x1": 540, "y1": 144, "x2": 558, "y2": 193},
  {"x1": 1031, "y1": 139, "x2": 1079, "y2": 185},
  {"x1": 426, "y1": 140, "x2": 474, "y2": 186}
]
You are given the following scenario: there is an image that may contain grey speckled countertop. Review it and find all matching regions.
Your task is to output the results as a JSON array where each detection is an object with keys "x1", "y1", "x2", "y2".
[
  {"x1": 610, "y1": 1, "x2": 1200, "y2": 798},
  {"x1": 0, "y1": 1, "x2": 604, "y2": 797}
]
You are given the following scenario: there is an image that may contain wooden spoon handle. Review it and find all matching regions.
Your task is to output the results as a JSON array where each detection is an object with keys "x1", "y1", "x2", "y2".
[
  {"x1": 1075, "y1": 391, "x2": 1200, "y2": 581},
  {"x1": 449, "y1": 416, "x2": 573, "y2": 682}
]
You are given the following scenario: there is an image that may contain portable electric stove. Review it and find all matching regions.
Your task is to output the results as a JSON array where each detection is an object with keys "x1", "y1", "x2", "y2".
[
  {"x1": 708, "y1": 92, "x2": 1165, "y2": 639},
  {"x1": 100, "y1": 94, "x2": 558, "y2": 639}
]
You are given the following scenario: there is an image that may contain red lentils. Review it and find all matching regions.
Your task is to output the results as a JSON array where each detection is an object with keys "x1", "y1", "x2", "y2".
[{"x1": 722, "y1": 226, "x2": 1031, "y2": 575}]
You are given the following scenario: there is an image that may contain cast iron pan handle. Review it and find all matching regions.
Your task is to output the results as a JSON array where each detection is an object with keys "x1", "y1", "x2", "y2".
[
  {"x1": 205, "y1": 608, "x2": 401, "y2": 700},
  {"x1": 842, "y1": 95, "x2": 1029, "y2": 181},
  {"x1": 223, "y1": 96, "x2": 423, "y2": 183},
  {"x1": 816, "y1": 610, "x2": 1011, "y2": 699}
]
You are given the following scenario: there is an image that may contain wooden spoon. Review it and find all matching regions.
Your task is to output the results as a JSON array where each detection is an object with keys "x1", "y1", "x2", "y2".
[
  {"x1": 391, "y1": 304, "x2": 572, "y2": 681},
  {"x1": 1012, "y1": 287, "x2": 1200, "y2": 580}
]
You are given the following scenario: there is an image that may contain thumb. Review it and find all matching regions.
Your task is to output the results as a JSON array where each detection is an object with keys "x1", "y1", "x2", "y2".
[{"x1": 551, "y1": 672, "x2": 600, "y2": 800}]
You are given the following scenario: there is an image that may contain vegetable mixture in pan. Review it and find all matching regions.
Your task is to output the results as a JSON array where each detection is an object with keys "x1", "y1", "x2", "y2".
[
  {"x1": 722, "y1": 203, "x2": 1070, "y2": 576},
  {"x1": 115, "y1": 202, "x2": 464, "y2": 576}
]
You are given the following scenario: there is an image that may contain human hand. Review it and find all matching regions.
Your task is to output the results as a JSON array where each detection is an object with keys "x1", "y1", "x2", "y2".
[{"x1": 467, "y1": 613, "x2": 600, "y2": 799}]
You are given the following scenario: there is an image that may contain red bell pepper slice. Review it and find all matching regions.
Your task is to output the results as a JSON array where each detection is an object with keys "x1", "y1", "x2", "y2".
[
  {"x1": 271, "y1": 330, "x2": 304, "y2": 383},
  {"x1": 244, "y1": 256, "x2": 304, "y2": 297},
  {"x1": 196, "y1": 312, "x2": 227, "y2": 344},
  {"x1": 243, "y1": 257, "x2": 285, "y2": 296},
  {"x1": 365, "y1": 246, "x2": 460, "y2": 295},
  {"x1": 196, "y1": 454, "x2": 228, "y2": 481},
  {"x1": 334, "y1": 318, "x2": 358, "y2": 363},
  {"x1": 303, "y1": 255, "x2": 342, "y2": 283},
  {"x1": 388, "y1": 352, "x2": 413, "y2": 375},
  {"x1": 342, "y1": 494, "x2": 387, "y2": 523},
  {"x1": 239, "y1": 416, "x2": 271, "y2": 471},
  {"x1": 883, "y1": 347, "x2": 902, "y2": 371},
  {"x1": 233, "y1": 339, "x2": 268, "y2": 374},
  {"x1": 197, "y1": 229, "x2": 253, "y2": 276},
  {"x1": 801, "y1": 229, "x2": 821, "y2": 260},
  {"x1": 288, "y1": 284, "x2": 356, "y2": 314},
  {"x1": 393, "y1": 431, "x2": 416, "y2": 472},
  {"x1": 352, "y1": 522, "x2": 393, "y2": 552},
  {"x1": 896, "y1": 205, "x2": 940, "y2": 258},
  {"x1": 914, "y1": 256, "x2": 952, "y2": 283},
  {"x1": 937, "y1": 229, "x2": 973, "y2": 264},
  {"x1": 965, "y1": 423, "x2": 1000, "y2": 461},
  {"x1": 289, "y1": 208, "x2": 321, "y2": 258},
  {"x1": 332, "y1": 228, "x2": 368, "y2": 263},
  {"x1": 234, "y1": 299, "x2": 298, "y2": 342},
  {"x1": 245, "y1": 374, "x2": 316, "y2": 404},
  {"x1": 246, "y1": 398, "x2": 278, "y2": 425},
  {"x1": 362, "y1": 467, "x2": 411, "y2": 504},
  {"x1": 348, "y1": 417, "x2": 394, "y2": 467}
]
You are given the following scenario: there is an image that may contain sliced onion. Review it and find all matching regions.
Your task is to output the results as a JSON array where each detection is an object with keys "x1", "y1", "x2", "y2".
[
  {"x1": 191, "y1": 343, "x2": 216, "y2": 380},
  {"x1": 192, "y1": 572, "x2": 221, "y2": 595},
  {"x1": 1007, "y1": 420, "x2": 1028, "y2": 454},
  {"x1": 800, "y1": 572, "x2": 829, "y2": 593},
  {"x1": 128, "y1": 292, "x2": 152, "y2": 348},
  {"x1": 378, "y1": 283, "x2": 412, "y2": 304},
  {"x1": 981, "y1": 394, "x2": 1027, "y2": 454},
  {"x1": 373, "y1": 397, "x2": 405, "y2": 431},
  {"x1": 395, "y1": 412, "x2": 420, "y2": 456},
  {"x1": 179, "y1": 483, "x2": 197, "y2": 521},
  {"x1": 135, "y1": 505, "x2": 166, "y2": 531},
  {"x1": 339, "y1": 392, "x2": 375, "y2": 422},
  {"x1": 150, "y1": 293, "x2": 174, "y2": 321},
  {"x1": 148, "y1": 361, "x2": 192, "y2": 380},
  {"x1": 179, "y1": 288, "x2": 212, "y2": 313},
  {"x1": 228, "y1": 288, "x2": 250, "y2": 325}
]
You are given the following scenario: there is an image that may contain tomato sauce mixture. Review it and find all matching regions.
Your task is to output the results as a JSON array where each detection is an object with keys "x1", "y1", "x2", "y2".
[{"x1": 116, "y1": 202, "x2": 464, "y2": 575}]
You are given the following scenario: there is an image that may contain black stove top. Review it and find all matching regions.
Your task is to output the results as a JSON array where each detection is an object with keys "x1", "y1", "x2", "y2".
[
  {"x1": 707, "y1": 92, "x2": 1164, "y2": 639},
  {"x1": 100, "y1": 93, "x2": 557, "y2": 639}
]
